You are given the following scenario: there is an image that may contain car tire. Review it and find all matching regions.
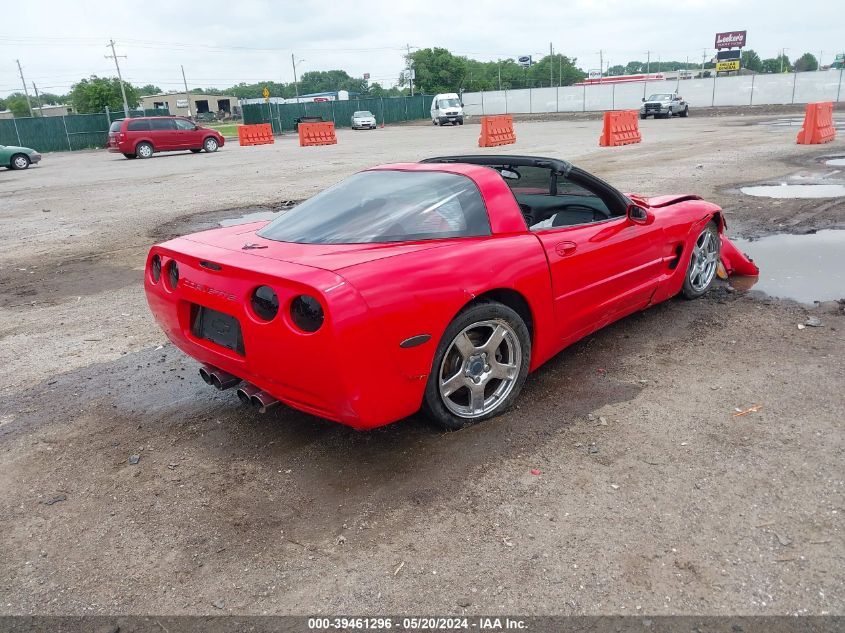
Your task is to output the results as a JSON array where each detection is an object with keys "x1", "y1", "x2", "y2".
[
  {"x1": 135, "y1": 142, "x2": 154, "y2": 159},
  {"x1": 203, "y1": 137, "x2": 219, "y2": 153},
  {"x1": 123, "y1": 153, "x2": 136, "y2": 159},
  {"x1": 680, "y1": 106, "x2": 689, "y2": 118},
  {"x1": 665, "y1": 108, "x2": 673, "y2": 119},
  {"x1": 458, "y1": 120, "x2": 464, "y2": 125},
  {"x1": 190, "y1": 149, "x2": 202, "y2": 153},
  {"x1": 10, "y1": 154, "x2": 30, "y2": 170},
  {"x1": 422, "y1": 300, "x2": 531, "y2": 431},
  {"x1": 682, "y1": 221, "x2": 721, "y2": 299}
]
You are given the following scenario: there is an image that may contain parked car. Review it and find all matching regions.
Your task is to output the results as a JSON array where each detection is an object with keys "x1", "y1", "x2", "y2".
[
  {"x1": 294, "y1": 116, "x2": 324, "y2": 130},
  {"x1": 107, "y1": 116, "x2": 224, "y2": 159},
  {"x1": 351, "y1": 110, "x2": 377, "y2": 129},
  {"x1": 640, "y1": 93, "x2": 689, "y2": 118},
  {"x1": 1, "y1": 144, "x2": 41, "y2": 170},
  {"x1": 430, "y1": 93, "x2": 465, "y2": 125},
  {"x1": 144, "y1": 155, "x2": 757, "y2": 431}
]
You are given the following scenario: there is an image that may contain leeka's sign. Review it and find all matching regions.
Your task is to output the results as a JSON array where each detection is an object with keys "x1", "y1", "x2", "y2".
[{"x1": 715, "y1": 30, "x2": 747, "y2": 49}]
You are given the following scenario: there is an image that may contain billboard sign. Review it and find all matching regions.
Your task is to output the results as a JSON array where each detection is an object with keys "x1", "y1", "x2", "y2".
[
  {"x1": 588, "y1": 69, "x2": 602, "y2": 80},
  {"x1": 716, "y1": 49, "x2": 741, "y2": 61},
  {"x1": 715, "y1": 30, "x2": 747, "y2": 49},
  {"x1": 716, "y1": 60, "x2": 741, "y2": 72},
  {"x1": 518, "y1": 55, "x2": 532, "y2": 68}
]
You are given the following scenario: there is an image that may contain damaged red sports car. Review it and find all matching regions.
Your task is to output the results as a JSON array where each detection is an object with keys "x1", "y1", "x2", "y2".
[{"x1": 144, "y1": 155, "x2": 758, "y2": 430}]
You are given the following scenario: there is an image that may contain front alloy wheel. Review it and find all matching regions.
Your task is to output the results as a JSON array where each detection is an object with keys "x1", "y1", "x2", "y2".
[
  {"x1": 11, "y1": 154, "x2": 30, "y2": 169},
  {"x1": 204, "y1": 137, "x2": 219, "y2": 152},
  {"x1": 423, "y1": 301, "x2": 530, "y2": 430},
  {"x1": 683, "y1": 221, "x2": 720, "y2": 298}
]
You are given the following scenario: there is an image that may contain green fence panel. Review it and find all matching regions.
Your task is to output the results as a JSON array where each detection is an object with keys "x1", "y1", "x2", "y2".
[
  {"x1": 242, "y1": 95, "x2": 432, "y2": 133},
  {"x1": 0, "y1": 108, "x2": 175, "y2": 153}
]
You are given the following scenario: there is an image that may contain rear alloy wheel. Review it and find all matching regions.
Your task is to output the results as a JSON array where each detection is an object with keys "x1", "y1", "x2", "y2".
[
  {"x1": 135, "y1": 142, "x2": 154, "y2": 159},
  {"x1": 11, "y1": 154, "x2": 30, "y2": 169},
  {"x1": 203, "y1": 137, "x2": 219, "y2": 153},
  {"x1": 423, "y1": 301, "x2": 530, "y2": 431},
  {"x1": 682, "y1": 221, "x2": 720, "y2": 299}
]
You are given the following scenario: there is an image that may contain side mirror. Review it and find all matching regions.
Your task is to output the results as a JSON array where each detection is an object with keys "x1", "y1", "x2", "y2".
[
  {"x1": 641, "y1": 97, "x2": 646, "y2": 102},
  {"x1": 627, "y1": 204, "x2": 653, "y2": 225}
]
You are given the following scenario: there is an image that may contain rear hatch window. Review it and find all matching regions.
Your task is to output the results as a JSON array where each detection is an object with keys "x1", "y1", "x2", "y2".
[{"x1": 108, "y1": 120, "x2": 123, "y2": 134}]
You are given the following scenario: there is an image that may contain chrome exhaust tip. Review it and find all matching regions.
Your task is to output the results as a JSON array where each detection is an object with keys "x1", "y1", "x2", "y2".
[
  {"x1": 250, "y1": 391, "x2": 280, "y2": 414},
  {"x1": 199, "y1": 364, "x2": 240, "y2": 390},
  {"x1": 236, "y1": 384, "x2": 261, "y2": 406}
]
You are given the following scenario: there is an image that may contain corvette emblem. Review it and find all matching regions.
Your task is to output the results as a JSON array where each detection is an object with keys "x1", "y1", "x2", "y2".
[{"x1": 242, "y1": 242, "x2": 267, "y2": 250}]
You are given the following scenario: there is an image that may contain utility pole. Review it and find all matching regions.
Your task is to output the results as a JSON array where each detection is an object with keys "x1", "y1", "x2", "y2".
[
  {"x1": 406, "y1": 43, "x2": 414, "y2": 96},
  {"x1": 780, "y1": 48, "x2": 789, "y2": 73},
  {"x1": 550, "y1": 42, "x2": 554, "y2": 88},
  {"x1": 105, "y1": 39, "x2": 130, "y2": 117},
  {"x1": 291, "y1": 53, "x2": 300, "y2": 102},
  {"x1": 180, "y1": 65, "x2": 192, "y2": 118},
  {"x1": 32, "y1": 82, "x2": 43, "y2": 116},
  {"x1": 701, "y1": 49, "x2": 706, "y2": 77},
  {"x1": 15, "y1": 59, "x2": 34, "y2": 117},
  {"x1": 498, "y1": 59, "x2": 502, "y2": 90},
  {"x1": 598, "y1": 49, "x2": 603, "y2": 83}
]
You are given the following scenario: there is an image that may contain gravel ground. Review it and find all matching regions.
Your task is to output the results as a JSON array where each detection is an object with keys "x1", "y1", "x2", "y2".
[{"x1": 0, "y1": 113, "x2": 843, "y2": 616}]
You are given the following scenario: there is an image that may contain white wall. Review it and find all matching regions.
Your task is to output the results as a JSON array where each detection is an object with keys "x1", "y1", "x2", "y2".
[{"x1": 461, "y1": 70, "x2": 844, "y2": 115}]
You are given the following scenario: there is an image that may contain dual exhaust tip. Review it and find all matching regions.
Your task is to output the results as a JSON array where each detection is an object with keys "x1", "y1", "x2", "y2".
[{"x1": 199, "y1": 364, "x2": 279, "y2": 413}]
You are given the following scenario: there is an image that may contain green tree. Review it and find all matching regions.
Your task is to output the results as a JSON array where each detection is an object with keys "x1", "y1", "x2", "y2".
[
  {"x1": 794, "y1": 52, "x2": 818, "y2": 72},
  {"x1": 5, "y1": 93, "x2": 32, "y2": 117},
  {"x1": 528, "y1": 54, "x2": 585, "y2": 87},
  {"x1": 69, "y1": 76, "x2": 140, "y2": 113},
  {"x1": 406, "y1": 47, "x2": 468, "y2": 94},
  {"x1": 139, "y1": 84, "x2": 162, "y2": 95},
  {"x1": 762, "y1": 54, "x2": 792, "y2": 73},
  {"x1": 607, "y1": 64, "x2": 626, "y2": 76},
  {"x1": 625, "y1": 61, "x2": 645, "y2": 74},
  {"x1": 741, "y1": 49, "x2": 764, "y2": 73}
]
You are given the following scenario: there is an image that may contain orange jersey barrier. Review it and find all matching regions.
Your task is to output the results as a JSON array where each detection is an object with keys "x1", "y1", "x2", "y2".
[
  {"x1": 599, "y1": 110, "x2": 642, "y2": 147},
  {"x1": 298, "y1": 121, "x2": 337, "y2": 147},
  {"x1": 478, "y1": 115, "x2": 516, "y2": 147},
  {"x1": 237, "y1": 124, "x2": 274, "y2": 146},
  {"x1": 796, "y1": 102, "x2": 836, "y2": 145}
]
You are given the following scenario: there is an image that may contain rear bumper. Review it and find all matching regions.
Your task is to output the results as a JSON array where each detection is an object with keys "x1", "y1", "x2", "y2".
[{"x1": 144, "y1": 241, "x2": 425, "y2": 429}]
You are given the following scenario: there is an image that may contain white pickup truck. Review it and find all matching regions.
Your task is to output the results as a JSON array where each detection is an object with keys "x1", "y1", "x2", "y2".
[{"x1": 640, "y1": 92, "x2": 689, "y2": 119}]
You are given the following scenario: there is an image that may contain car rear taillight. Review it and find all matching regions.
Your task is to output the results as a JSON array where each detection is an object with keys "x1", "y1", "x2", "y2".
[
  {"x1": 150, "y1": 254, "x2": 161, "y2": 283},
  {"x1": 167, "y1": 261, "x2": 179, "y2": 289},
  {"x1": 290, "y1": 295, "x2": 324, "y2": 332},
  {"x1": 251, "y1": 286, "x2": 279, "y2": 321}
]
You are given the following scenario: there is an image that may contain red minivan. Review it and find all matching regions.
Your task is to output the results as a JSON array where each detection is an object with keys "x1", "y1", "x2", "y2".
[{"x1": 107, "y1": 116, "x2": 225, "y2": 159}]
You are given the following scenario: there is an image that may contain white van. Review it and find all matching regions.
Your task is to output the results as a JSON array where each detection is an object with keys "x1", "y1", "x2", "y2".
[{"x1": 430, "y1": 93, "x2": 464, "y2": 126}]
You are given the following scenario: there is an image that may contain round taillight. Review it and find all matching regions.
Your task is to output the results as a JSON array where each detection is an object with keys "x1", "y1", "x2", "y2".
[
  {"x1": 150, "y1": 254, "x2": 161, "y2": 283},
  {"x1": 290, "y1": 295, "x2": 324, "y2": 332},
  {"x1": 168, "y1": 261, "x2": 179, "y2": 289},
  {"x1": 251, "y1": 285, "x2": 279, "y2": 321}
]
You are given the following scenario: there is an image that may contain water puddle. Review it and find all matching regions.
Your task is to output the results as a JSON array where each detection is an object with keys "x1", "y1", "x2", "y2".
[
  {"x1": 219, "y1": 209, "x2": 280, "y2": 227},
  {"x1": 826, "y1": 158, "x2": 845, "y2": 167},
  {"x1": 758, "y1": 117, "x2": 845, "y2": 131},
  {"x1": 739, "y1": 183, "x2": 845, "y2": 199},
  {"x1": 729, "y1": 230, "x2": 845, "y2": 304}
]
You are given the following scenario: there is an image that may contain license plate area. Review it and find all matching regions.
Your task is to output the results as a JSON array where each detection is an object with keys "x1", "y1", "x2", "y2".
[{"x1": 191, "y1": 305, "x2": 245, "y2": 355}]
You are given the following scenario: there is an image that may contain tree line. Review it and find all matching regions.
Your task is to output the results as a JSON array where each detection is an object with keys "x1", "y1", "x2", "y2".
[{"x1": 0, "y1": 48, "x2": 830, "y2": 118}]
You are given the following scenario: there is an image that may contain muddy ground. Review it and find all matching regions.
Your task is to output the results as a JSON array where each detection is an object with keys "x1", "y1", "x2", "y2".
[{"x1": 0, "y1": 113, "x2": 843, "y2": 616}]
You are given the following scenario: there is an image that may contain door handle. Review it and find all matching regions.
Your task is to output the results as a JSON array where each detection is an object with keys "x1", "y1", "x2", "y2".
[{"x1": 555, "y1": 241, "x2": 577, "y2": 256}]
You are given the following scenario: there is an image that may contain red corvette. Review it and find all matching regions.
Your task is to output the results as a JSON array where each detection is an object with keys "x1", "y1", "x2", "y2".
[{"x1": 145, "y1": 155, "x2": 758, "y2": 430}]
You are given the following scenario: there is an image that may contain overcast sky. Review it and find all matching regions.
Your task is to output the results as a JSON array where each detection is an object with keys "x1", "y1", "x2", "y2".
[{"x1": 1, "y1": 0, "x2": 842, "y2": 99}]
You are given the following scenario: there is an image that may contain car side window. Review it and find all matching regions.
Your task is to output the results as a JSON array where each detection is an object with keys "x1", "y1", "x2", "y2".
[
  {"x1": 175, "y1": 119, "x2": 195, "y2": 130},
  {"x1": 150, "y1": 119, "x2": 177, "y2": 131},
  {"x1": 127, "y1": 119, "x2": 151, "y2": 132}
]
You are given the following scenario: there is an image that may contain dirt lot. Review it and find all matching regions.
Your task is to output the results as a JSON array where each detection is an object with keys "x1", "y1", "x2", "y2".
[{"x1": 0, "y1": 111, "x2": 843, "y2": 616}]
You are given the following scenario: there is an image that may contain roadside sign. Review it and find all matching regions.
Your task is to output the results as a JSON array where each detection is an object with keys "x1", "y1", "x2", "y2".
[
  {"x1": 588, "y1": 69, "x2": 602, "y2": 80},
  {"x1": 262, "y1": 86, "x2": 270, "y2": 99},
  {"x1": 716, "y1": 60, "x2": 741, "y2": 72},
  {"x1": 715, "y1": 30, "x2": 747, "y2": 49},
  {"x1": 518, "y1": 55, "x2": 532, "y2": 68},
  {"x1": 363, "y1": 72, "x2": 370, "y2": 80}
]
